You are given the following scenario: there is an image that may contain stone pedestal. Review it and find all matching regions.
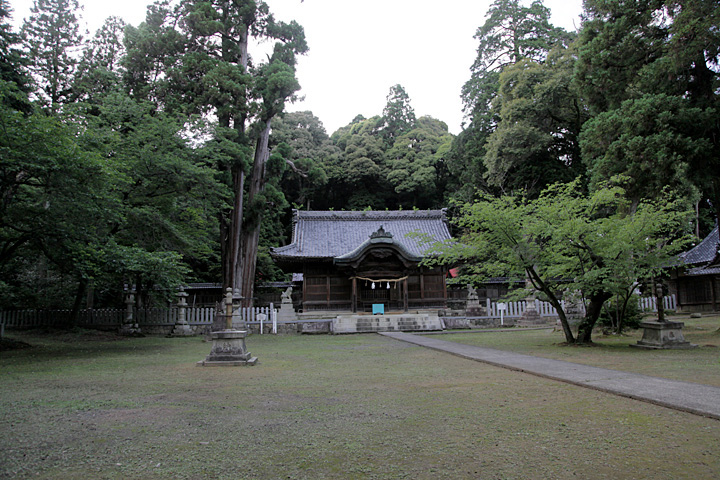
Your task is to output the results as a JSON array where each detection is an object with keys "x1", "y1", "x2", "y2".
[
  {"x1": 277, "y1": 287, "x2": 298, "y2": 323},
  {"x1": 465, "y1": 285, "x2": 484, "y2": 317},
  {"x1": 518, "y1": 298, "x2": 545, "y2": 326},
  {"x1": 170, "y1": 323, "x2": 194, "y2": 336},
  {"x1": 632, "y1": 321, "x2": 697, "y2": 350},
  {"x1": 197, "y1": 330, "x2": 258, "y2": 366}
]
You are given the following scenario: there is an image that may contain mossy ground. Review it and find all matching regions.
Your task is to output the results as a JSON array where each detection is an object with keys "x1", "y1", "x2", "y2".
[{"x1": 1, "y1": 320, "x2": 718, "y2": 479}]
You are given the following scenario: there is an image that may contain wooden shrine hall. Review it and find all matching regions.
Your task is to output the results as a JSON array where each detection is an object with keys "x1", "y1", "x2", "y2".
[{"x1": 271, "y1": 210, "x2": 453, "y2": 330}]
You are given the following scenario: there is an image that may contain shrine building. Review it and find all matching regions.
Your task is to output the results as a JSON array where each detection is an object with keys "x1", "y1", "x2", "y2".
[{"x1": 271, "y1": 210, "x2": 453, "y2": 315}]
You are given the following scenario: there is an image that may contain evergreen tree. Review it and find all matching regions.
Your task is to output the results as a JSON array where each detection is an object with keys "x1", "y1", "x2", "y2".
[
  {"x1": 74, "y1": 16, "x2": 126, "y2": 105},
  {"x1": 124, "y1": 0, "x2": 307, "y2": 305},
  {"x1": 0, "y1": 0, "x2": 31, "y2": 112},
  {"x1": 381, "y1": 84, "x2": 416, "y2": 146},
  {"x1": 271, "y1": 111, "x2": 336, "y2": 210},
  {"x1": 451, "y1": 0, "x2": 571, "y2": 201},
  {"x1": 483, "y1": 42, "x2": 585, "y2": 195},
  {"x1": 577, "y1": 0, "x2": 720, "y2": 227},
  {"x1": 386, "y1": 116, "x2": 452, "y2": 209},
  {"x1": 21, "y1": 0, "x2": 84, "y2": 113}
]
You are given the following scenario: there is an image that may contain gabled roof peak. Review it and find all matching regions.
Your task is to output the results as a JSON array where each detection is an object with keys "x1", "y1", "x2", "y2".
[{"x1": 272, "y1": 209, "x2": 452, "y2": 266}]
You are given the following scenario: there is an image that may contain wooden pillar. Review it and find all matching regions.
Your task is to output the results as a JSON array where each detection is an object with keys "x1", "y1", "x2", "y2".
[
  {"x1": 302, "y1": 267, "x2": 307, "y2": 311},
  {"x1": 443, "y1": 272, "x2": 447, "y2": 307},
  {"x1": 326, "y1": 275, "x2": 330, "y2": 309},
  {"x1": 352, "y1": 277, "x2": 357, "y2": 313},
  {"x1": 403, "y1": 278, "x2": 409, "y2": 312}
]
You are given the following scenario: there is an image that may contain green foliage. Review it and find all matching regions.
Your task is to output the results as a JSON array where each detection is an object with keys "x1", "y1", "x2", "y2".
[
  {"x1": 580, "y1": 93, "x2": 712, "y2": 204},
  {"x1": 423, "y1": 179, "x2": 692, "y2": 343},
  {"x1": 0, "y1": 1, "x2": 31, "y2": 112},
  {"x1": 576, "y1": 0, "x2": 720, "y2": 222},
  {"x1": 270, "y1": 111, "x2": 336, "y2": 209},
  {"x1": 0, "y1": 81, "x2": 113, "y2": 308},
  {"x1": 598, "y1": 295, "x2": 643, "y2": 333},
  {"x1": 386, "y1": 116, "x2": 452, "y2": 209},
  {"x1": 452, "y1": 0, "x2": 572, "y2": 203},
  {"x1": 73, "y1": 16, "x2": 127, "y2": 105},
  {"x1": 21, "y1": 0, "x2": 84, "y2": 113},
  {"x1": 483, "y1": 43, "x2": 585, "y2": 195},
  {"x1": 381, "y1": 84, "x2": 416, "y2": 145}
]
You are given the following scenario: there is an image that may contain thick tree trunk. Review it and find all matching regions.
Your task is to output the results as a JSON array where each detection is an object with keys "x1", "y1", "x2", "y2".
[
  {"x1": 225, "y1": 169, "x2": 245, "y2": 294},
  {"x1": 576, "y1": 291, "x2": 612, "y2": 344},
  {"x1": 239, "y1": 121, "x2": 272, "y2": 307},
  {"x1": 526, "y1": 266, "x2": 575, "y2": 343},
  {"x1": 68, "y1": 277, "x2": 88, "y2": 328}
]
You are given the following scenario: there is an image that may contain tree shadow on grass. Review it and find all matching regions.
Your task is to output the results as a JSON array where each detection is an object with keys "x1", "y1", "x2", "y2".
[{"x1": 0, "y1": 328, "x2": 191, "y2": 361}]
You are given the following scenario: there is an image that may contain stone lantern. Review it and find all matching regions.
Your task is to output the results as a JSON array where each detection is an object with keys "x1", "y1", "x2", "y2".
[
  {"x1": 633, "y1": 280, "x2": 696, "y2": 350},
  {"x1": 197, "y1": 288, "x2": 257, "y2": 366}
]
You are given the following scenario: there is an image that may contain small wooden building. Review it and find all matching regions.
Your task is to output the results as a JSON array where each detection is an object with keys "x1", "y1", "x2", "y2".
[
  {"x1": 271, "y1": 210, "x2": 453, "y2": 313},
  {"x1": 671, "y1": 225, "x2": 720, "y2": 312}
]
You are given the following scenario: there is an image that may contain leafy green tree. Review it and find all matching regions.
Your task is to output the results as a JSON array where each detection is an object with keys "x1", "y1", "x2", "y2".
[
  {"x1": 577, "y1": 0, "x2": 720, "y2": 225},
  {"x1": 330, "y1": 115, "x2": 391, "y2": 209},
  {"x1": 386, "y1": 116, "x2": 452, "y2": 208},
  {"x1": 579, "y1": 94, "x2": 713, "y2": 207},
  {"x1": 124, "y1": 0, "x2": 307, "y2": 305},
  {"x1": 451, "y1": 0, "x2": 572, "y2": 202},
  {"x1": 73, "y1": 16, "x2": 126, "y2": 106},
  {"x1": 422, "y1": 179, "x2": 691, "y2": 344},
  {"x1": 77, "y1": 90, "x2": 225, "y2": 296},
  {"x1": 0, "y1": 79, "x2": 114, "y2": 312},
  {"x1": 21, "y1": 0, "x2": 84, "y2": 113},
  {"x1": 270, "y1": 111, "x2": 336, "y2": 210},
  {"x1": 483, "y1": 43, "x2": 585, "y2": 195},
  {"x1": 0, "y1": 1, "x2": 31, "y2": 112}
]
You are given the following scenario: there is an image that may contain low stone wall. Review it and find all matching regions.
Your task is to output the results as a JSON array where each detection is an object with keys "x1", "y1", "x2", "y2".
[
  {"x1": 441, "y1": 316, "x2": 519, "y2": 329},
  {"x1": 140, "y1": 324, "x2": 212, "y2": 336},
  {"x1": 242, "y1": 321, "x2": 332, "y2": 335}
]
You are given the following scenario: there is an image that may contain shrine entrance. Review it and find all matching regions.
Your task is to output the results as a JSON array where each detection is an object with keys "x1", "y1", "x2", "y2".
[{"x1": 355, "y1": 277, "x2": 407, "y2": 313}]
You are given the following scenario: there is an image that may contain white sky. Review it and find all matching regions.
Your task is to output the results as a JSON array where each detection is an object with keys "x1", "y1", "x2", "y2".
[{"x1": 9, "y1": 0, "x2": 584, "y2": 135}]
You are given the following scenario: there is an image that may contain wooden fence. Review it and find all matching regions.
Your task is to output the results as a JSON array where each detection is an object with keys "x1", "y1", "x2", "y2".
[
  {"x1": 638, "y1": 294, "x2": 677, "y2": 312},
  {"x1": 480, "y1": 294, "x2": 676, "y2": 319},
  {"x1": 482, "y1": 299, "x2": 563, "y2": 319},
  {"x1": 0, "y1": 306, "x2": 275, "y2": 329},
  {"x1": 0, "y1": 295, "x2": 675, "y2": 332}
]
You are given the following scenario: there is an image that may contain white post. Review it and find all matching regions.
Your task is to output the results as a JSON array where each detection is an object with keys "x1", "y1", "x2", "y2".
[
  {"x1": 270, "y1": 302, "x2": 276, "y2": 334},
  {"x1": 498, "y1": 303, "x2": 506, "y2": 326}
]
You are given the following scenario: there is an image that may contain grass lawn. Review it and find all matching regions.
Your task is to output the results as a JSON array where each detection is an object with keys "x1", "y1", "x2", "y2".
[
  {"x1": 438, "y1": 314, "x2": 720, "y2": 387},
  {"x1": 0, "y1": 324, "x2": 719, "y2": 480}
]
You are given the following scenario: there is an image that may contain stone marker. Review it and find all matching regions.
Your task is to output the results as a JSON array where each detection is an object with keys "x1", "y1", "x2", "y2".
[
  {"x1": 198, "y1": 288, "x2": 257, "y2": 366},
  {"x1": 119, "y1": 288, "x2": 142, "y2": 336},
  {"x1": 276, "y1": 286, "x2": 298, "y2": 324},
  {"x1": 170, "y1": 286, "x2": 194, "y2": 336},
  {"x1": 633, "y1": 281, "x2": 697, "y2": 350}
]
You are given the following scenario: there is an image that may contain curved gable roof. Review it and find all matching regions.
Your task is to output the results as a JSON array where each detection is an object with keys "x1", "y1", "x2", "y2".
[
  {"x1": 271, "y1": 210, "x2": 452, "y2": 264},
  {"x1": 334, "y1": 226, "x2": 421, "y2": 266},
  {"x1": 679, "y1": 225, "x2": 719, "y2": 266}
]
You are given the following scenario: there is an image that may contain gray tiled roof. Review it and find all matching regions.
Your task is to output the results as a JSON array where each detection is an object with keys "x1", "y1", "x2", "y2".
[
  {"x1": 679, "y1": 225, "x2": 719, "y2": 266},
  {"x1": 271, "y1": 210, "x2": 452, "y2": 262}
]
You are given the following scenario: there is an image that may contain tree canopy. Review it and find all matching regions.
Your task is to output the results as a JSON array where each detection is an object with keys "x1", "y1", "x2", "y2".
[
  {"x1": 422, "y1": 179, "x2": 692, "y2": 344},
  {"x1": 0, "y1": 0, "x2": 716, "y2": 327}
]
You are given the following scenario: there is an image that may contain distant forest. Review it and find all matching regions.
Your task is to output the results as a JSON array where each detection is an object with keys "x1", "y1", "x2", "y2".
[{"x1": 1, "y1": 0, "x2": 718, "y2": 310}]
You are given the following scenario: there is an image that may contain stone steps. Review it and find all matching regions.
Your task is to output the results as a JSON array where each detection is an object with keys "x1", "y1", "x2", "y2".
[{"x1": 333, "y1": 313, "x2": 443, "y2": 334}]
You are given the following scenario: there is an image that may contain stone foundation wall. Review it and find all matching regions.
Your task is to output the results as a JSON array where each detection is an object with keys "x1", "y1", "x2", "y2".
[{"x1": 441, "y1": 317, "x2": 519, "y2": 329}]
